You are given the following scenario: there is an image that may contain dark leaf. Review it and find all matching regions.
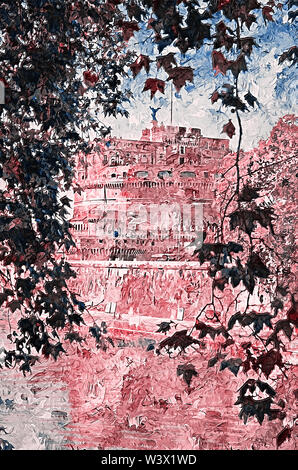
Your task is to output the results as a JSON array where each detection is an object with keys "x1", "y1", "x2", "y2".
[
  {"x1": 276, "y1": 426, "x2": 292, "y2": 448},
  {"x1": 220, "y1": 358, "x2": 242, "y2": 376},
  {"x1": 244, "y1": 91, "x2": 258, "y2": 108},
  {"x1": 129, "y1": 55, "x2": 151, "y2": 78},
  {"x1": 221, "y1": 120, "x2": 236, "y2": 138},
  {"x1": 166, "y1": 66, "x2": 194, "y2": 92},
  {"x1": 156, "y1": 52, "x2": 177, "y2": 73},
  {"x1": 212, "y1": 50, "x2": 231, "y2": 75},
  {"x1": 142, "y1": 78, "x2": 165, "y2": 98},
  {"x1": 156, "y1": 321, "x2": 173, "y2": 334},
  {"x1": 177, "y1": 363, "x2": 198, "y2": 387}
]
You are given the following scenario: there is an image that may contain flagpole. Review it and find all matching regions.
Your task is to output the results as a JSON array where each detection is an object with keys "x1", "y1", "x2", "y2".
[{"x1": 170, "y1": 81, "x2": 173, "y2": 125}]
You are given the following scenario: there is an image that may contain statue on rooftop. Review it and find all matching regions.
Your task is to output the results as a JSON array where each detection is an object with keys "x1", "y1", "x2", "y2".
[{"x1": 150, "y1": 106, "x2": 161, "y2": 122}]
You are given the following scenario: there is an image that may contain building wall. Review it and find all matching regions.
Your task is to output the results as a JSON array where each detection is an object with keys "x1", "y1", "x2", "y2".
[{"x1": 65, "y1": 122, "x2": 230, "y2": 330}]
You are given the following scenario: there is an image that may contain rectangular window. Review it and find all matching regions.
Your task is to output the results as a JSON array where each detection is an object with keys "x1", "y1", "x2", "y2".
[
  {"x1": 105, "y1": 302, "x2": 117, "y2": 313},
  {"x1": 177, "y1": 307, "x2": 184, "y2": 321}
]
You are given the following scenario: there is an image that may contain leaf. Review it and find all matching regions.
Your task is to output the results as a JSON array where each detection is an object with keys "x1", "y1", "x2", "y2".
[
  {"x1": 68, "y1": 313, "x2": 85, "y2": 326},
  {"x1": 221, "y1": 92, "x2": 247, "y2": 111},
  {"x1": 129, "y1": 55, "x2": 151, "y2": 78},
  {"x1": 229, "y1": 54, "x2": 247, "y2": 77},
  {"x1": 195, "y1": 320, "x2": 228, "y2": 339},
  {"x1": 276, "y1": 426, "x2": 292, "y2": 448},
  {"x1": 262, "y1": 6, "x2": 274, "y2": 22},
  {"x1": 64, "y1": 332, "x2": 85, "y2": 343},
  {"x1": 253, "y1": 349, "x2": 283, "y2": 378},
  {"x1": 83, "y1": 70, "x2": 99, "y2": 86},
  {"x1": 8, "y1": 300, "x2": 21, "y2": 312},
  {"x1": 142, "y1": 78, "x2": 165, "y2": 99},
  {"x1": 89, "y1": 324, "x2": 101, "y2": 343},
  {"x1": 166, "y1": 66, "x2": 194, "y2": 92},
  {"x1": 229, "y1": 208, "x2": 275, "y2": 235},
  {"x1": 177, "y1": 363, "x2": 198, "y2": 387},
  {"x1": 126, "y1": 3, "x2": 146, "y2": 21},
  {"x1": 287, "y1": 302, "x2": 298, "y2": 327},
  {"x1": 0, "y1": 292, "x2": 9, "y2": 307},
  {"x1": 235, "y1": 379, "x2": 276, "y2": 424},
  {"x1": 279, "y1": 46, "x2": 298, "y2": 66},
  {"x1": 210, "y1": 90, "x2": 220, "y2": 104},
  {"x1": 213, "y1": 21, "x2": 234, "y2": 51},
  {"x1": 208, "y1": 352, "x2": 227, "y2": 368},
  {"x1": 156, "y1": 52, "x2": 177, "y2": 73},
  {"x1": 238, "y1": 185, "x2": 260, "y2": 202},
  {"x1": 157, "y1": 330, "x2": 200, "y2": 355},
  {"x1": 244, "y1": 91, "x2": 258, "y2": 108},
  {"x1": 247, "y1": 254, "x2": 270, "y2": 278},
  {"x1": 42, "y1": 342, "x2": 66, "y2": 360},
  {"x1": 156, "y1": 321, "x2": 173, "y2": 334},
  {"x1": 221, "y1": 120, "x2": 235, "y2": 138},
  {"x1": 220, "y1": 358, "x2": 242, "y2": 376},
  {"x1": 240, "y1": 37, "x2": 257, "y2": 56},
  {"x1": 274, "y1": 320, "x2": 293, "y2": 340},
  {"x1": 228, "y1": 311, "x2": 273, "y2": 335},
  {"x1": 212, "y1": 51, "x2": 231, "y2": 76},
  {"x1": 119, "y1": 21, "x2": 140, "y2": 41}
]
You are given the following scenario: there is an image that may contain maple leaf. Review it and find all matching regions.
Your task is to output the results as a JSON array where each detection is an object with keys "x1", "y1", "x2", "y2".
[
  {"x1": 177, "y1": 363, "x2": 198, "y2": 387},
  {"x1": 83, "y1": 71, "x2": 99, "y2": 85},
  {"x1": 195, "y1": 320, "x2": 228, "y2": 339},
  {"x1": 279, "y1": 46, "x2": 298, "y2": 66},
  {"x1": 126, "y1": 2, "x2": 146, "y2": 21},
  {"x1": 235, "y1": 379, "x2": 276, "y2": 424},
  {"x1": 166, "y1": 66, "x2": 194, "y2": 91},
  {"x1": 277, "y1": 426, "x2": 292, "y2": 448},
  {"x1": 213, "y1": 21, "x2": 234, "y2": 51},
  {"x1": 208, "y1": 352, "x2": 227, "y2": 367},
  {"x1": 229, "y1": 208, "x2": 275, "y2": 235},
  {"x1": 240, "y1": 37, "x2": 257, "y2": 56},
  {"x1": 244, "y1": 91, "x2": 258, "y2": 107},
  {"x1": 253, "y1": 349, "x2": 283, "y2": 378},
  {"x1": 64, "y1": 331, "x2": 85, "y2": 343},
  {"x1": 238, "y1": 185, "x2": 260, "y2": 202},
  {"x1": 287, "y1": 300, "x2": 298, "y2": 327},
  {"x1": 142, "y1": 78, "x2": 165, "y2": 98},
  {"x1": 157, "y1": 330, "x2": 200, "y2": 355},
  {"x1": 212, "y1": 50, "x2": 231, "y2": 75},
  {"x1": 245, "y1": 14, "x2": 257, "y2": 29},
  {"x1": 229, "y1": 54, "x2": 247, "y2": 77},
  {"x1": 129, "y1": 54, "x2": 151, "y2": 78},
  {"x1": 247, "y1": 253, "x2": 270, "y2": 279},
  {"x1": 221, "y1": 119, "x2": 236, "y2": 138},
  {"x1": 262, "y1": 6, "x2": 274, "y2": 22},
  {"x1": 210, "y1": 90, "x2": 220, "y2": 104},
  {"x1": 156, "y1": 52, "x2": 177, "y2": 73},
  {"x1": 220, "y1": 358, "x2": 243, "y2": 376},
  {"x1": 156, "y1": 321, "x2": 174, "y2": 334},
  {"x1": 8, "y1": 300, "x2": 21, "y2": 313},
  {"x1": 119, "y1": 21, "x2": 140, "y2": 41},
  {"x1": 228, "y1": 311, "x2": 273, "y2": 335}
]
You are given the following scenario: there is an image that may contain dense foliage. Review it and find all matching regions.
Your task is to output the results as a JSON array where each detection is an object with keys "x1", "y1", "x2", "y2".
[{"x1": 0, "y1": 0, "x2": 296, "y2": 441}]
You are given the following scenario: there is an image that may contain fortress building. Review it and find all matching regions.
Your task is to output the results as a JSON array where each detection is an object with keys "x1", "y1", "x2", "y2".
[{"x1": 65, "y1": 120, "x2": 230, "y2": 336}]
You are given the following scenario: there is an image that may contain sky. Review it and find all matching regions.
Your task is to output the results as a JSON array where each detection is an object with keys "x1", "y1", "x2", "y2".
[{"x1": 98, "y1": 3, "x2": 297, "y2": 151}]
